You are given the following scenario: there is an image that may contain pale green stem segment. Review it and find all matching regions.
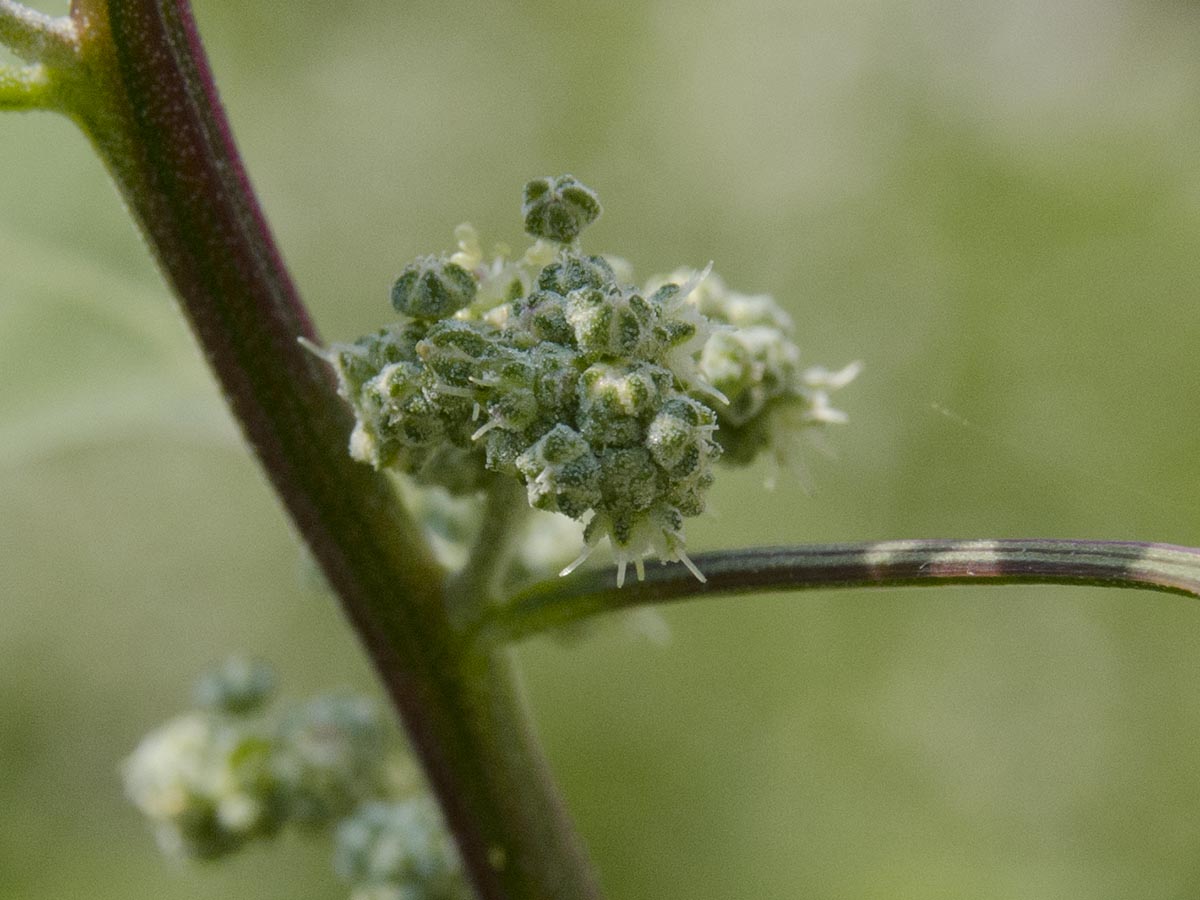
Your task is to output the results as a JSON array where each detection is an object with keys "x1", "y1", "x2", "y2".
[
  {"x1": 480, "y1": 539, "x2": 1200, "y2": 645},
  {"x1": 449, "y1": 476, "x2": 531, "y2": 617},
  {"x1": 0, "y1": 2, "x2": 81, "y2": 112},
  {"x1": 0, "y1": 62, "x2": 51, "y2": 109},
  {"x1": 0, "y1": 1, "x2": 76, "y2": 66}
]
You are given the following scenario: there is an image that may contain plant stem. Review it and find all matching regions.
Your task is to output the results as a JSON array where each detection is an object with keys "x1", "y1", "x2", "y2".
[
  {"x1": 481, "y1": 539, "x2": 1200, "y2": 644},
  {"x1": 0, "y1": 63, "x2": 51, "y2": 110},
  {"x1": 450, "y1": 477, "x2": 531, "y2": 616},
  {"x1": 0, "y1": 1, "x2": 76, "y2": 65},
  {"x1": 43, "y1": 1, "x2": 603, "y2": 897}
]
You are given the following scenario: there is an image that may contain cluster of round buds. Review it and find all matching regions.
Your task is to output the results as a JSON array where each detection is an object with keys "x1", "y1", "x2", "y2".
[
  {"x1": 649, "y1": 268, "x2": 860, "y2": 469},
  {"x1": 123, "y1": 660, "x2": 402, "y2": 862},
  {"x1": 122, "y1": 658, "x2": 282, "y2": 859},
  {"x1": 318, "y1": 323, "x2": 492, "y2": 492},
  {"x1": 334, "y1": 798, "x2": 470, "y2": 900},
  {"x1": 318, "y1": 178, "x2": 856, "y2": 585},
  {"x1": 121, "y1": 708, "x2": 280, "y2": 859},
  {"x1": 125, "y1": 661, "x2": 469, "y2": 898}
]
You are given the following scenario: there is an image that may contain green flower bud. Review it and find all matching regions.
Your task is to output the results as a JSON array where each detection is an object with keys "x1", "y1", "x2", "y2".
[
  {"x1": 273, "y1": 695, "x2": 388, "y2": 828},
  {"x1": 596, "y1": 446, "x2": 661, "y2": 518},
  {"x1": 522, "y1": 175, "x2": 602, "y2": 243},
  {"x1": 356, "y1": 361, "x2": 438, "y2": 461},
  {"x1": 193, "y1": 657, "x2": 276, "y2": 716},
  {"x1": 646, "y1": 396, "x2": 719, "y2": 474},
  {"x1": 391, "y1": 257, "x2": 477, "y2": 320},
  {"x1": 577, "y1": 362, "x2": 672, "y2": 448},
  {"x1": 516, "y1": 424, "x2": 602, "y2": 518},
  {"x1": 513, "y1": 289, "x2": 574, "y2": 345},
  {"x1": 527, "y1": 343, "x2": 579, "y2": 419},
  {"x1": 417, "y1": 319, "x2": 501, "y2": 394},
  {"x1": 566, "y1": 287, "x2": 658, "y2": 360},
  {"x1": 700, "y1": 327, "x2": 802, "y2": 428},
  {"x1": 536, "y1": 253, "x2": 614, "y2": 294},
  {"x1": 327, "y1": 326, "x2": 423, "y2": 402},
  {"x1": 327, "y1": 325, "x2": 491, "y2": 492},
  {"x1": 469, "y1": 354, "x2": 542, "y2": 447},
  {"x1": 334, "y1": 799, "x2": 470, "y2": 900}
]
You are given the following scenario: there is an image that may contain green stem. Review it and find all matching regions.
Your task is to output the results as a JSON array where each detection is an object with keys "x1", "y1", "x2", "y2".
[
  {"x1": 480, "y1": 539, "x2": 1200, "y2": 644},
  {"x1": 0, "y1": 1, "x2": 75, "y2": 65},
  {"x1": 0, "y1": 62, "x2": 52, "y2": 110},
  {"x1": 450, "y1": 477, "x2": 531, "y2": 615},
  {"x1": 29, "y1": 2, "x2": 604, "y2": 898}
]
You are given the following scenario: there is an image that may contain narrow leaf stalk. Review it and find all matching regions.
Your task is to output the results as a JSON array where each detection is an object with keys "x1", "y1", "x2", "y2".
[{"x1": 483, "y1": 539, "x2": 1200, "y2": 644}]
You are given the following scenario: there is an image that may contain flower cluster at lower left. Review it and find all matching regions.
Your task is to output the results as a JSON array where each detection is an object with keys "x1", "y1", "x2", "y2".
[{"x1": 122, "y1": 657, "x2": 470, "y2": 900}]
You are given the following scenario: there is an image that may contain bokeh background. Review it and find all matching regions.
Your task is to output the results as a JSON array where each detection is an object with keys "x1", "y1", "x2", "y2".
[{"x1": 3, "y1": 0, "x2": 1200, "y2": 897}]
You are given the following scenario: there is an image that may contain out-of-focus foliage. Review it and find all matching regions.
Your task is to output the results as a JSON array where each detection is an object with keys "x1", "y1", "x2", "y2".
[{"x1": 2, "y1": 0, "x2": 1199, "y2": 898}]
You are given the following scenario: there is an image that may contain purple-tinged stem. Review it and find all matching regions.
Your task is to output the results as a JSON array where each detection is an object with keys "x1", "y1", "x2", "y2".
[{"x1": 54, "y1": 2, "x2": 603, "y2": 898}]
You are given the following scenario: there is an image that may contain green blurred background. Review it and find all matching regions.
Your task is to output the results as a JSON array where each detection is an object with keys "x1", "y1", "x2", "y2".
[{"x1": 3, "y1": 0, "x2": 1200, "y2": 897}]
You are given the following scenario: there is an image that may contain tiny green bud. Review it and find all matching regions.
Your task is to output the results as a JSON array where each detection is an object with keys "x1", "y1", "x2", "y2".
[
  {"x1": 646, "y1": 396, "x2": 717, "y2": 473},
  {"x1": 536, "y1": 253, "x2": 614, "y2": 293},
  {"x1": 522, "y1": 175, "x2": 602, "y2": 243},
  {"x1": 193, "y1": 657, "x2": 276, "y2": 715},
  {"x1": 566, "y1": 287, "x2": 660, "y2": 361},
  {"x1": 516, "y1": 424, "x2": 602, "y2": 517},
  {"x1": 596, "y1": 446, "x2": 660, "y2": 515},
  {"x1": 391, "y1": 257, "x2": 477, "y2": 320},
  {"x1": 514, "y1": 289, "x2": 574, "y2": 345},
  {"x1": 577, "y1": 362, "x2": 671, "y2": 448}
]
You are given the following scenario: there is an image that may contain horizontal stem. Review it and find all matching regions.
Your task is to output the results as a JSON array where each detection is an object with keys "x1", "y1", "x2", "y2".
[{"x1": 481, "y1": 539, "x2": 1200, "y2": 644}]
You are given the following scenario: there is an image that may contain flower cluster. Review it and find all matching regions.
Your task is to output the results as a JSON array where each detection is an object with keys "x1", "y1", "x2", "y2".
[
  {"x1": 121, "y1": 706, "x2": 280, "y2": 859},
  {"x1": 123, "y1": 658, "x2": 465, "y2": 900},
  {"x1": 650, "y1": 268, "x2": 862, "y2": 470},
  {"x1": 318, "y1": 177, "x2": 856, "y2": 585},
  {"x1": 335, "y1": 799, "x2": 470, "y2": 900}
]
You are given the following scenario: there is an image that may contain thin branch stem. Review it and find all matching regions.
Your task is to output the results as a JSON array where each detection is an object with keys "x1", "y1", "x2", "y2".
[
  {"x1": 449, "y1": 477, "x2": 531, "y2": 617},
  {"x1": 0, "y1": 1, "x2": 76, "y2": 66},
  {"x1": 0, "y1": 62, "x2": 52, "y2": 110},
  {"x1": 480, "y1": 539, "x2": 1200, "y2": 645}
]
